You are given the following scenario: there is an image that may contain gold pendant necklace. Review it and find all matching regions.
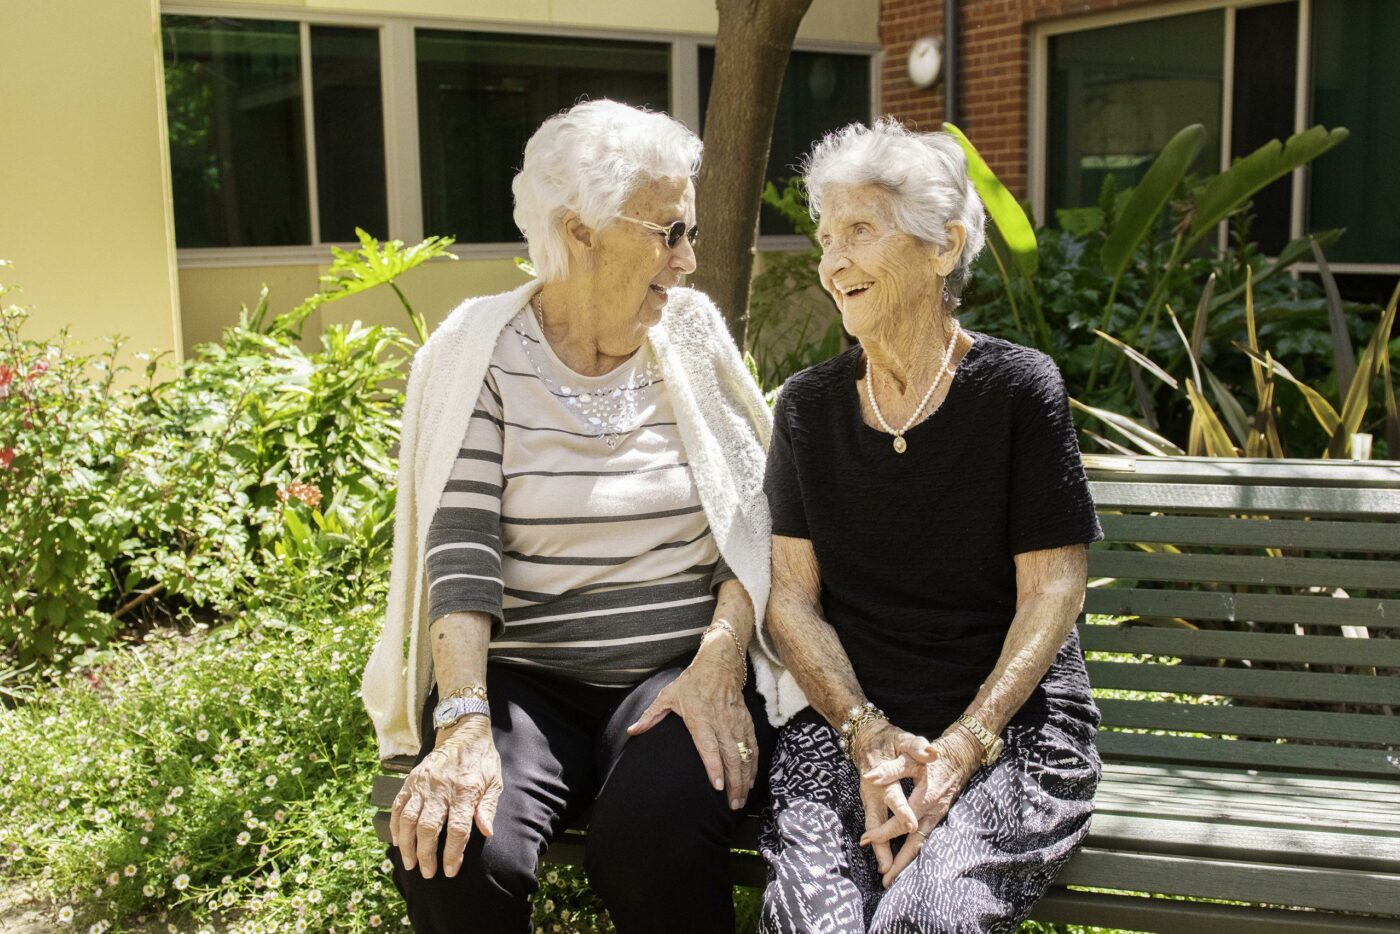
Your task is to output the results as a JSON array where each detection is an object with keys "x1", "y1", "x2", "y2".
[{"x1": 865, "y1": 320, "x2": 961, "y2": 454}]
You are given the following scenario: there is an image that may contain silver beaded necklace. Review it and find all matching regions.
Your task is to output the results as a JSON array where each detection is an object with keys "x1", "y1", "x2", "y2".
[
  {"x1": 519, "y1": 296, "x2": 662, "y2": 449},
  {"x1": 864, "y1": 319, "x2": 961, "y2": 454}
]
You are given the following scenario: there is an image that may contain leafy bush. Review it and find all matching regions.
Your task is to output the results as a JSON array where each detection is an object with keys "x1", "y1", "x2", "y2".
[{"x1": 0, "y1": 230, "x2": 447, "y2": 670}]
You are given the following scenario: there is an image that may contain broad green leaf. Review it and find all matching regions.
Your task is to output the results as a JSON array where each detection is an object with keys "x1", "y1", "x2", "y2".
[
  {"x1": 944, "y1": 123, "x2": 1038, "y2": 279},
  {"x1": 1189, "y1": 126, "x2": 1349, "y2": 241},
  {"x1": 1101, "y1": 124, "x2": 1207, "y2": 281}
]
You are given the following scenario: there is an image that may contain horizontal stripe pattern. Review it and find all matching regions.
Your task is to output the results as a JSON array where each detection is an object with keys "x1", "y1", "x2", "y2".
[{"x1": 425, "y1": 309, "x2": 733, "y2": 687}]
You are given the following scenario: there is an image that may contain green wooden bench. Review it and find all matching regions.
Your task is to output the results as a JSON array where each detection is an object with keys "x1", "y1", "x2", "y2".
[{"x1": 372, "y1": 455, "x2": 1400, "y2": 932}]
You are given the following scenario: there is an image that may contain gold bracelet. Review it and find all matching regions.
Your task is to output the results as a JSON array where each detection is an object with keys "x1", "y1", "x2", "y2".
[
  {"x1": 704, "y1": 619, "x2": 747, "y2": 688},
  {"x1": 442, "y1": 683, "x2": 488, "y2": 703},
  {"x1": 838, "y1": 702, "x2": 888, "y2": 765}
]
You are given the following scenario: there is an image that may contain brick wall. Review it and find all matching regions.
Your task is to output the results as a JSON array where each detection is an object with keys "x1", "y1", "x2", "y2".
[{"x1": 879, "y1": 0, "x2": 1165, "y2": 200}]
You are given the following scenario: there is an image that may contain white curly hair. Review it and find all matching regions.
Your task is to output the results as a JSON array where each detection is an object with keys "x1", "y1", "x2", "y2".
[
  {"x1": 511, "y1": 100, "x2": 702, "y2": 282},
  {"x1": 802, "y1": 118, "x2": 987, "y2": 302}
]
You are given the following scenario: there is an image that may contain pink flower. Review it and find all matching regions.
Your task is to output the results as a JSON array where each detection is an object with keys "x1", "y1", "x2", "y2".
[
  {"x1": 0, "y1": 448, "x2": 13, "y2": 469},
  {"x1": 26, "y1": 359, "x2": 49, "y2": 382},
  {"x1": 0, "y1": 365, "x2": 12, "y2": 399}
]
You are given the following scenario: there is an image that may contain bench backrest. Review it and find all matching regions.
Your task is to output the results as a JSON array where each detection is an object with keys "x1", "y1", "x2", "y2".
[{"x1": 1081, "y1": 455, "x2": 1400, "y2": 779}]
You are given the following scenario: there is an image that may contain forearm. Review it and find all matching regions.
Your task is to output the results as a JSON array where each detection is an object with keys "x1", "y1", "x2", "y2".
[
  {"x1": 428, "y1": 611, "x2": 494, "y2": 742},
  {"x1": 692, "y1": 578, "x2": 755, "y2": 678},
  {"x1": 961, "y1": 547, "x2": 1086, "y2": 736},
  {"x1": 768, "y1": 597, "x2": 868, "y2": 731}
]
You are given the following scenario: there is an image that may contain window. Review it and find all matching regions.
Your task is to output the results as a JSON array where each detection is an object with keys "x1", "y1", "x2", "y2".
[
  {"x1": 1046, "y1": 11, "x2": 1225, "y2": 218},
  {"x1": 699, "y1": 49, "x2": 872, "y2": 236},
  {"x1": 1308, "y1": 0, "x2": 1400, "y2": 265},
  {"x1": 160, "y1": 16, "x2": 387, "y2": 248},
  {"x1": 415, "y1": 30, "x2": 670, "y2": 245}
]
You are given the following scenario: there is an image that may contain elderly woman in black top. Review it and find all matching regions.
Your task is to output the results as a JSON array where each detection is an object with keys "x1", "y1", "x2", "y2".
[{"x1": 757, "y1": 119, "x2": 1102, "y2": 933}]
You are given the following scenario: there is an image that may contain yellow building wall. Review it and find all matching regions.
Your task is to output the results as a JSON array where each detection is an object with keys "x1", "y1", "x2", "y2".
[
  {"x1": 5, "y1": 0, "x2": 876, "y2": 360},
  {"x1": 0, "y1": 0, "x2": 181, "y2": 363}
]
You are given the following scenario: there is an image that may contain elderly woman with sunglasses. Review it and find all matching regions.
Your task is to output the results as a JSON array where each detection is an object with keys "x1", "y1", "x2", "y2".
[
  {"x1": 755, "y1": 120, "x2": 1103, "y2": 932},
  {"x1": 361, "y1": 100, "x2": 776, "y2": 933}
]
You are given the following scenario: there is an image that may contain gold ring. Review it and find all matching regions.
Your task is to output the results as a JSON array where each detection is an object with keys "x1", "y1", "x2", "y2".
[
  {"x1": 737, "y1": 741, "x2": 753, "y2": 763},
  {"x1": 912, "y1": 829, "x2": 929, "y2": 840}
]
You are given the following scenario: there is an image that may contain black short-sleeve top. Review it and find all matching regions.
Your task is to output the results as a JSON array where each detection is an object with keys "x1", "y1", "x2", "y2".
[{"x1": 764, "y1": 334, "x2": 1102, "y2": 736}]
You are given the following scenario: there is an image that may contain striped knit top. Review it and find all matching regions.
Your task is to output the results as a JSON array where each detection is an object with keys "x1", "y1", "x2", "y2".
[{"x1": 425, "y1": 307, "x2": 733, "y2": 687}]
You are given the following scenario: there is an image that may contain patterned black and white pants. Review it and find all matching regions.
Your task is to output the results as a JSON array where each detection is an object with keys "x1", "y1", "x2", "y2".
[{"x1": 758, "y1": 707, "x2": 1100, "y2": 934}]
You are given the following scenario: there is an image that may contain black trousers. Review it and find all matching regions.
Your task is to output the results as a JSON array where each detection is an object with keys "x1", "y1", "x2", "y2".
[{"x1": 388, "y1": 657, "x2": 775, "y2": 934}]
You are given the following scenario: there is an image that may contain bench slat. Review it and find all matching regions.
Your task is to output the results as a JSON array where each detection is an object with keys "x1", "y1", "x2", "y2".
[
  {"x1": 1098, "y1": 514, "x2": 1400, "y2": 552},
  {"x1": 1078, "y1": 624, "x2": 1400, "y2": 666},
  {"x1": 1094, "y1": 699, "x2": 1398, "y2": 745},
  {"x1": 1088, "y1": 813, "x2": 1400, "y2": 873},
  {"x1": 1094, "y1": 731, "x2": 1399, "y2": 777},
  {"x1": 1086, "y1": 661, "x2": 1400, "y2": 705},
  {"x1": 1102, "y1": 762, "x2": 1400, "y2": 799},
  {"x1": 1055, "y1": 848, "x2": 1400, "y2": 916},
  {"x1": 1089, "y1": 551, "x2": 1400, "y2": 591},
  {"x1": 1089, "y1": 481, "x2": 1400, "y2": 517},
  {"x1": 1085, "y1": 456, "x2": 1400, "y2": 488},
  {"x1": 1031, "y1": 887, "x2": 1400, "y2": 933},
  {"x1": 1095, "y1": 786, "x2": 1400, "y2": 831},
  {"x1": 1084, "y1": 588, "x2": 1400, "y2": 629}
]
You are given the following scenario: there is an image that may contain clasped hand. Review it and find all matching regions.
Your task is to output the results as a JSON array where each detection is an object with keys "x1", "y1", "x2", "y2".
[{"x1": 852, "y1": 721, "x2": 984, "y2": 887}]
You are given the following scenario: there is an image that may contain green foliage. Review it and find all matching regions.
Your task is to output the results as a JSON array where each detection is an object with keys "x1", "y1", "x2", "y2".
[
  {"x1": 0, "y1": 248, "x2": 427, "y2": 669},
  {"x1": 0, "y1": 605, "x2": 397, "y2": 932}
]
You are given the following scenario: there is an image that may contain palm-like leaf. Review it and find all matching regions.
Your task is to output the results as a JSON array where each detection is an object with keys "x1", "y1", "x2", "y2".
[
  {"x1": 944, "y1": 123, "x2": 1038, "y2": 279},
  {"x1": 1101, "y1": 124, "x2": 1207, "y2": 282},
  {"x1": 1330, "y1": 283, "x2": 1398, "y2": 457},
  {"x1": 1188, "y1": 126, "x2": 1349, "y2": 244}
]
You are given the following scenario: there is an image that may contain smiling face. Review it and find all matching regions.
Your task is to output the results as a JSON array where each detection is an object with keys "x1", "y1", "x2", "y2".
[
  {"x1": 816, "y1": 183, "x2": 955, "y2": 343},
  {"x1": 586, "y1": 175, "x2": 697, "y2": 335}
]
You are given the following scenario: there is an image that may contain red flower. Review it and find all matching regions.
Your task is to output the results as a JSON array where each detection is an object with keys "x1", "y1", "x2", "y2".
[
  {"x1": 0, "y1": 365, "x2": 12, "y2": 399},
  {"x1": 26, "y1": 359, "x2": 49, "y2": 382},
  {"x1": 0, "y1": 448, "x2": 14, "y2": 469}
]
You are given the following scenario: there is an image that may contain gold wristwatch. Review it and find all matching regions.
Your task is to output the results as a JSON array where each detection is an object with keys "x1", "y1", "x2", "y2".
[{"x1": 955, "y1": 714, "x2": 1005, "y2": 767}]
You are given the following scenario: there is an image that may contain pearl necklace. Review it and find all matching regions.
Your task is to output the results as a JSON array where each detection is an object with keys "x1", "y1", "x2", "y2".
[{"x1": 864, "y1": 320, "x2": 961, "y2": 454}]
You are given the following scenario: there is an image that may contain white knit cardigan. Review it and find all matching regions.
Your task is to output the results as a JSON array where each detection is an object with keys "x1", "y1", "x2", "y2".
[{"x1": 360, "y1": 280, "x2": 809, "y2": 758}]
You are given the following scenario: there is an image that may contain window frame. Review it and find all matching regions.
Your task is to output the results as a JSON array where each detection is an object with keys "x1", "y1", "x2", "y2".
[
  {"x1": 163, "y1": 2, "x2": 878, "y2": 269},
  {"x1": 1029, "y1": 0, "x2": 1400, "y2": 276}
]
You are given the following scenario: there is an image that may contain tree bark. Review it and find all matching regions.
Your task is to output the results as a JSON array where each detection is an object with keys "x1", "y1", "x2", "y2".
[{"x1": 692, "y1": 0, "x2": 814, "y2": 345}]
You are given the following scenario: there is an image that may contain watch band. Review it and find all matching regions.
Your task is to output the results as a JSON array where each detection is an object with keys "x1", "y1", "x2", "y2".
[
  {"x1": 433, "y1": 696, "x2": 490, "y2": 731},
  {"x1": 955, "y1": 714, "x2": 1004, "y2": 766}
]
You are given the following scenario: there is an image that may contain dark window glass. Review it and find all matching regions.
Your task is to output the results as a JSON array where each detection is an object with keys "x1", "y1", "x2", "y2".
[
  {"x1": 1309, "y1": 0, "x2": 1400, "y2": 264},
  {"x1": 1047, "y1": 11, "x2": 1223, "y2": 217},
  {"x1": 416, "y1": 30, "x2": 670, "y2": 244},
  {"x1": 311, "y1": 26, "x2": 388, "y2": 243},
  {"x1": 1232, "y1": 3, "x2": 1298, "y2": 255},
  {"x1": 161, "y1": 16, "x2": 309, "y2": 247},
  {"x1": 699, "y1": 49, "x2": 871, "y2": 236}
]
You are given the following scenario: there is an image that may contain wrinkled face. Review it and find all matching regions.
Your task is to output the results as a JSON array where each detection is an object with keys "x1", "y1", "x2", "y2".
[
  {"x1": 816, "y1": 183, "x2": 943, "y2": 341},
  {"x1": 589, "y1": 176, "x2": 697, "y2": 334}
]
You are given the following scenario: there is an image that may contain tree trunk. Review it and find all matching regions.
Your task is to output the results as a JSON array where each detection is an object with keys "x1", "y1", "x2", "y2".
[{"x1": 692, "y1": 0, "x2": 814, "y2": 346}]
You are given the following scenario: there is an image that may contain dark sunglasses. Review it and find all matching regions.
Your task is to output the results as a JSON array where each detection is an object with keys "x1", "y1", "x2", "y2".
[{"x1": 618, "y1": 215, "x2": 699, "y2": 249}]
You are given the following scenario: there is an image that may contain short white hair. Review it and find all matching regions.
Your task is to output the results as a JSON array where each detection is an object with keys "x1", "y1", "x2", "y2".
[
  {"x1": 803, "y1": 118, "x2": 987, "y2": 301},
  {"x1": 512, "y1": 100, "x2": 702, "y2": 282}
]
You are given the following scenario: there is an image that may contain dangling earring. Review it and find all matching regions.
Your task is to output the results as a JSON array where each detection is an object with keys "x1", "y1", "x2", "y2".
[{"x1": 941, "y1": 280, "x2": 953, "y2": 309}]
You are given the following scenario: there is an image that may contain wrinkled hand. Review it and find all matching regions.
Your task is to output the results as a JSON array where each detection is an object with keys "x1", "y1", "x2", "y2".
[
  {"x1": 859, "y1": 724, "x2": 983, "y2": 887},
  {"x1": 391, "y1": 716, "x2": 501, "y2": 879},
  {"x1": 627, "y1": 649, "x2": 756, "y2": 810},
  {"x1": 849, "y1": 722, "x2": 937, "y2": 880}
]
